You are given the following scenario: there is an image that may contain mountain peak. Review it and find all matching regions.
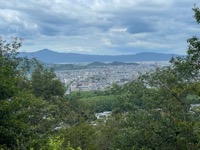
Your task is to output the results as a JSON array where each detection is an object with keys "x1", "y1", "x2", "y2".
[{"x1": 37, "y1": 49, "x2": 55, "y2": 53}]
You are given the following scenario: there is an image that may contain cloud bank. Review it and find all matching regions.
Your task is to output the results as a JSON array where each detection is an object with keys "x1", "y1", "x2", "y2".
[{"x1": 0, "y1": 0, "x2": 199, "y2": 55}]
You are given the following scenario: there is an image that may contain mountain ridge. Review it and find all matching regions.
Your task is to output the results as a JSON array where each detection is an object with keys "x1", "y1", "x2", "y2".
[{"x1": 19, "y1": 49, "x2": 181, "y2": 63}]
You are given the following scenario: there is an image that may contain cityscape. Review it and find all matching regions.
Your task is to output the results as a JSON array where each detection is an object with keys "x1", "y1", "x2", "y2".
[{"x1": 56, "y1": 61, "x2": 170, "y2": 93}]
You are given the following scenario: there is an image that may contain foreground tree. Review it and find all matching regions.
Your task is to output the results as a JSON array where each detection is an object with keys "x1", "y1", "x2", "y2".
[
  {"x1": 0, "y1": 37, "x2": 23, "y2": 100},
  {"x1": 0, "y1": 38, "x2": 67, "y2": 149},
  {"x1": 31, "y1": 65, "x2": 65, "y2": 100}
]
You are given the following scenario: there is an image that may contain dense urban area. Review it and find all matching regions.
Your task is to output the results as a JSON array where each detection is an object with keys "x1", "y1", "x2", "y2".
[{"x1": 56, "y1": 61, "x2": 169, "y2": 92}]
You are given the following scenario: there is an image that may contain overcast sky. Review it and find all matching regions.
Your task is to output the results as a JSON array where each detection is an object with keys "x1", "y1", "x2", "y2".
[{"x1": 0, "y1": 0, "x2": 200, "y2": 55}]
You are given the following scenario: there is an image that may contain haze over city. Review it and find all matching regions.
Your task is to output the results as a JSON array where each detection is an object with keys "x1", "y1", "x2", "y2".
[{"x1": 0, "y1": 0, "x2": 199, "y2": 55}]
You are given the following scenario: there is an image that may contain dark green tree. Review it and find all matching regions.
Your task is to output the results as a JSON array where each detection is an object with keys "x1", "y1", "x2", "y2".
[
  {"x1": 0, "y1": 37, "x2": 67, "y2": 149},
  {"x1": 0, "y1": 37, "x2": 22, "y2": 100},
  {"x1": 0, "y1": 37, "x2": 50, "y2": 149},
  {"x1": 31, "y1": 65, "x2": 65, "y2": 100}
]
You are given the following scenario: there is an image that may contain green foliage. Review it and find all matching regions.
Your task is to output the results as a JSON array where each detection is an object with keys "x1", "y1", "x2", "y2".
[
  {"x1": 40, "y1": 136, "x2": 82, "y2": 150},
  {"x1": 80, "y1": 95, "x2": 116, "y2": 112},
  {"x1": 0, "y1": 37, "x2": 29, "y2": 100},
  {"x1": 0, "y1": 37, "x2": 67, "y2": 149},
  {"x1": 193, "y1": 5, "x2": 200, "y2": 24},
  {"x1": 0, "y1": 66, "x2": 18, "y2": 100},
  {"x1": 31, "y1": 65, "x2": 65, "y2": 100},
  {"x1": 0, "y1": 92, "x2": 49, "y2": 149},
  {"x1": 61, "y1": 123, "x2": 94, "y2": 150}
]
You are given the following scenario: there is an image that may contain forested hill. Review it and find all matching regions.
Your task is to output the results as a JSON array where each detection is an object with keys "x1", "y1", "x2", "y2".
[{"x1": 19, "y1": 49, "x2": 180, "y2": 63}]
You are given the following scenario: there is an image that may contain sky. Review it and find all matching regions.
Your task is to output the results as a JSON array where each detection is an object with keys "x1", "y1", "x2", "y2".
[{"x1": 0, "y1": 0, "x2": 200, "y2": 55}]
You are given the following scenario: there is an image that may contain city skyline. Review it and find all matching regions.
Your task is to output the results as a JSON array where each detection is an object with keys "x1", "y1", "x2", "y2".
[{"x1": 0, "y1": 0, "x2": 199, "y2": 55}]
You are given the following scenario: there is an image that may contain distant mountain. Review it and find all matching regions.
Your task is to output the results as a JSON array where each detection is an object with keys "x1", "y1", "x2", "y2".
[{"x1": 19, "y1": 49, "x2": 180, "y2": 63}]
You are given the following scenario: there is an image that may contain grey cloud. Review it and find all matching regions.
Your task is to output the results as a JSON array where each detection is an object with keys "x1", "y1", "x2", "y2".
[
  {"x1": 0, "y1": 0, "x2": 175, "y2": 36},
  {"x1": 126, "y1": 20, "x2": 155, "y2": 34},
  {"x1": 39, "y1": 24, "x2": 60, "y2": 36},
  {"x1": 0, "y1": 0, "x2": 200, "y2": 55}
]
